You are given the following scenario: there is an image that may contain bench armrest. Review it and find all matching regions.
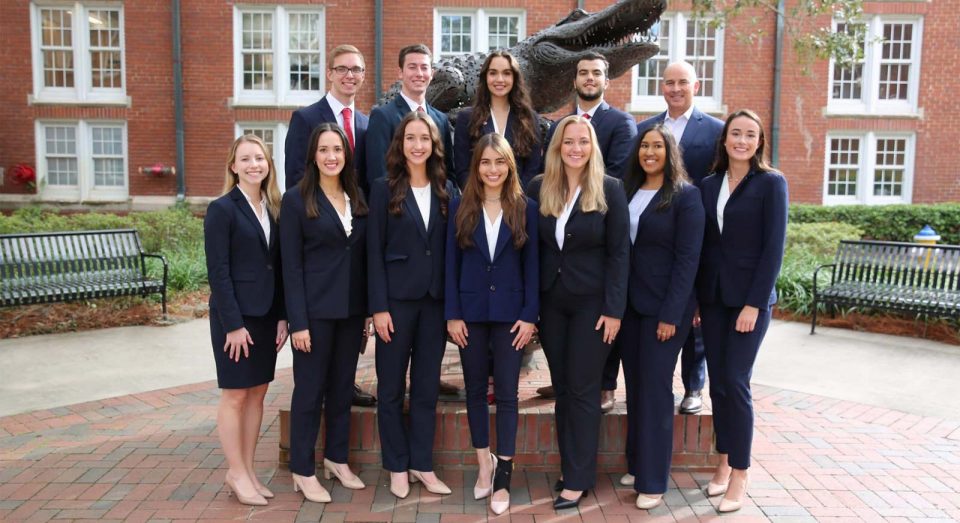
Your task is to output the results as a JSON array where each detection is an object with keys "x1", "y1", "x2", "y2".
[
  {"x1": 811, "y1": 262, "x2": 836, "y2": 301},
  {"x1": 141, "y1": 252, "x2": 169, "y2": 288}
]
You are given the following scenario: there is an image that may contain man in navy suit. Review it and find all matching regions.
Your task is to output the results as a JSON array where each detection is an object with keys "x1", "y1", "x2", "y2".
[
  {"x1": 538, "y1": 52, "x2": 637, "y2": 412},
  {"x1": 285, "y1": 44, "x2": 370, "y2": 193},
  {"x1": 364, "y1": 44, "x2": 455, "y2": 187},
  {"x1": 283, "y1": 44, "x2": 376, "y2": 408},
  {"x1": 637, "y1": 61, "x2": 724, "y2": 416}
]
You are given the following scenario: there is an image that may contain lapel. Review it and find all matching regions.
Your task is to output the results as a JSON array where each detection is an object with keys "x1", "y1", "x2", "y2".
[
  {"x1": 472, "y1": 217, "x2": 490, "y2": 262},
  {"x1": 588, "y1": 101, "x2": 611, "y2": 129},
  {"x1": 634, "y1": 187, "x2": 664, "y2": 234},
  {"x1": 426, "y1": 187, "x2": 440, "y2": 238},
  {"x1": 678, "y1": 108, "x2": 703, "y2": 151},
  {"x1": 726, "y1": 169, "x2": 757, "y2": 207},
  {"x1": 404, "y1": 187, "x2": 429, "y2": 241},
  {"x1": 317, "y1": 97, "x2": 336, "y2": 123},
  {"x1": 392, "y1": 95, "x2": 411, "y2": 120},
  {"x1": 230, "y1": 186, "x2": 269, "y2": 251},
  {"x1": 316, "y1": 191, "x2": 348, "y2": 239},
  {"x1": 355, "y1": 110, "x2": 369, "y2": 133},
  {"x1": 492, "y1": 218, "x2": 511, "y2": 262},
  {"x1": 503, "y1": 110, "x2": 517, "y2": 143}
]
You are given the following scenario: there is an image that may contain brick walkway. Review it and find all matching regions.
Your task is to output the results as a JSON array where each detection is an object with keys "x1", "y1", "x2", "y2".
[{"x1": 2, "y1": 365, "x2": 960, "y2": 522}]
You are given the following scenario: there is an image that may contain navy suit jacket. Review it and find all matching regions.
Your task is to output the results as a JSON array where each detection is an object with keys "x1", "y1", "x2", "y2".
[
  {"x1": 365, "y1": 96, "x2": 455, "y2": 188},
  {"x1": 526, "y1": 176, "x2": 630, "y2": 318},
  {"x1": 204, "y1": 186, "x2": 284, "y2": 332},
  {"x1": 367, "y1": 177, "x2": 457, "y2": 313},
  {"x1": 279, "y1": 188, "x2": 367, "y2": 332},
  {"x1": 627, "y1": 184, "x2": 704, "y2": 326},
  {"x1": 444, "y1": 197, "x2": 540, "y2": 324},
  {"x1": 453, "y1": 107, "x2": 543, "y2": 188},
  {"x1": 284, "y1": 96, "x2": 369, "y2": 192},
  {"x1": 697, "y1": 170, "x2": 788, "y2": 310},
  {"x1": 544, "y1": 102, "x2": 637, "y2": 179},
  {"x1": 637, "y1": 107, "x2": 724, "y2": 186}
]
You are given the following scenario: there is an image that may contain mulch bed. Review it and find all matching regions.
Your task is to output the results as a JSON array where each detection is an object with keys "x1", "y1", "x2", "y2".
[{"x1": 774, "y1": 309, "x2": 959, "y2": 346}]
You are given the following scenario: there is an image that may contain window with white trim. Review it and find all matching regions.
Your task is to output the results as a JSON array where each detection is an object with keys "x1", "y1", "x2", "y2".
[
  {"x1": 36, "y1": 120, "x2": 128, "y2": 202},
  {"x1": 433, "y1": 9, "x2": 525, "y2": 60},
  {"x1": 237, "y1": 123, "x2": 288, "y2": 192},
  {"x1": 30, "y1": 2, "x2": 126, "y2": 104},
  {"x1": 233, "y1": 6, "x2": 324, "y2": 106},
  {"x1": 630, "y1": 13, "x2": 723, "y2": 113},
  {"x1": 823, "y1": 132, "x2": 914, "y2": 205},
  {"x1": 827, "y1": 16, "x2": 922, "y2": 116}
]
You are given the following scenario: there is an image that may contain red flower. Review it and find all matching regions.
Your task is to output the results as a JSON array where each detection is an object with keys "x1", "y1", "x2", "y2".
[{"x1": 10, "y1": 164, "x2": 36, "y2": 189}]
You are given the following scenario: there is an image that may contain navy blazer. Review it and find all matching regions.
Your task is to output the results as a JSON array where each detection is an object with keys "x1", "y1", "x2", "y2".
[
  {"x1": 544, "y1": 102, "x2": 638, "y2": 179},
  {"x1": 627, "y1": 184, "x2": 704, "y2": 326},
  {"x1": 365, "y1": 96, "x2": 455, "y2": 188},
  {"x1": 453, "y1": 107, "x2": 543, "y2": 188},
  {"x1": 444, "y1": 197, "x2": 540, "y2": 324},
  {"x1": 367, "y1": 177, "x2": 457, "y2": 313},
  {"x1": 637, "y1": 107, "x2": 724, "y2": 186},
  {"x1": 279, "y1": 188, "x2": 367, "y2": 332},
  {"x1": 204, "y1": 186, "x2": 284, "y2": 332},
  {"x1": 697, "y1": 170, "x2": 788, "y2": 309},
  {"x1": 526, "y1": 176, "x2": 630, "y2": 318},
  {"x1": 284, "y1": 96, "x2": 369, "y2": 191}
]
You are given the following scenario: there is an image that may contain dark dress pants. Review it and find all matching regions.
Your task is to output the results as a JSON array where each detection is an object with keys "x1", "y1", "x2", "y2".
[
  {"x1": 601, "y1": 338, "x2": 620, "y2": 391},
  {"x1": 459, "y1": 322, "x2": 523, "y2": 456},
  {"x1": 620, "y1": 306, "x2": 691, "y2": 494},
  {"x1": 289, "y1": 315, "x2": 365, "y2": 476},
  {"x1": 699, "y1": 303, "x2": 771, "y2": 470},
  {"x1": 538, "y1": 285, "x2": 610, "y2": 491},
  {"x1": 375, "y1": 296, "x2": 445, "y2": 472},
  {"x1": 680, "y1": 326, "x2": 707, "y2": 393}
]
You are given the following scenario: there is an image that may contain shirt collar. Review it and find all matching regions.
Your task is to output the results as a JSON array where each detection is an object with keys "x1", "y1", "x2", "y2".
[
  {"x1": 399, "y1": 91, "x2": 425, "y2": 113},
  {"x1": 237, "y1": 185, "x2": 267, "y2": 211},
  {"x1": 325, "y1": 92, "x2": 354, "y2": 115},
  {"x1": 577, "y1": 99, "x2": 604, "y2": 119},
  {"x1": 665, "y1": 105, "x2": 695, "y2": 124}
]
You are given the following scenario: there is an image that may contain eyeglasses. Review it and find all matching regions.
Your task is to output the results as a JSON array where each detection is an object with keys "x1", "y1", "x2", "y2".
[{"x1": 331, "y1": 66, "x2": 365, "y2": 76}]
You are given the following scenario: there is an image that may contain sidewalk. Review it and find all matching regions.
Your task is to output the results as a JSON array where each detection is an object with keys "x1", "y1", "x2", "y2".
[{"x1": 1, "y1": 320, "x2": 959, "y2": 521}]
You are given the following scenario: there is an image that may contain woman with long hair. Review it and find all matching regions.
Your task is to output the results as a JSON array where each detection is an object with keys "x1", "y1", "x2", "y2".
[
  {"x1": 445, "y1": 133, "x2": 539, "y2": 514},
  {"x1": 697, "y1": 109, "x2": 788, "y2": 512},
  {"x1": 367, "y1": 111, "x2": 458, "y2": 499},
  {"x1": 526, "y1": 114, "x2": 629, "y2": 510},
  {"x1": 280, "y1": 123, "x2": 369, "y2": 502},
  {"x1": 618, "y1": 124, "x2": 704, "y2": 510},
  {"x1": 204, "y1": 134, "x2": 287, "y2": 506},
  {"x1": 453, "y1": 50, "x2": 542, "y2": 188}
]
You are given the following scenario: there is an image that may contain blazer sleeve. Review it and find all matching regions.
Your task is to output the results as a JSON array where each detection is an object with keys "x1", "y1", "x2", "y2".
[
  {"x1": 440, "y1": 117, "x2": 456, "y2": 187},
  {"x1": 519, "y1": 199, "x2": 540, "y2": 323},
  {"x1": 366, "y1": 180, "x2": 390, "y2": 314},
  {"x1": 520, "y1": 118, "x2": 544, "y2": 186},
  {"x1": 453, "y1": 111, "x2": 472, "y2": 189},
  {"x1": 658, "y1": 187, "x2": 705, "y2": 325},
  {"x1": 746, "y1": 174, "x2": 789, "y2": 308},
  {"x1": 279, "y1": 192, "x2": 309, "y2": 332},
  {"x1": 284, "y1": 110, "x2": 310, "y2": 191},
  {"x1": 602, "y1": 178, "x2": 630, "y2": 318},
  {"x1": 204, "y1": 201, "x2": 244, "y2": 332},
  {"x1": 604, "y1": 112, "x2": 639, "y2": 179},
  {"x1": 444, "y1": 198, "x2": 464, "y2": 320},
  {"x1": 365, "y1": 108, "x2": 392, "y2": 188}
]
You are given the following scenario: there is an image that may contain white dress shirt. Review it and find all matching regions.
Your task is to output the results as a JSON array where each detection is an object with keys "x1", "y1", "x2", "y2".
[
  {"x1": 664, "y1": 105, "x2": 695, "y2": 142},
  {"x1": 238, "y1": 186, "x2": 270, "y2": 242},
  {"x1": 330, "y1": 192, "x2": 353, "y2": 237},
  {"x1": 410, "y1": 184, "x2": 431, "y2": 229},
  {"x1": 628, "y1": 189, "x2": 658, "y2": 244},
  {"x1": 577, "y1": 101, "x2": 603, "y2": 120},
  {"x1": 556, "y1": 186, "x2": 582, "y2": 250},
  {"x1": 483, "y1": 206, "x2": 503, "y2": 260},
  {"x1": 717, "y1": 174, "x2": 731, "y2": 233},
  {"x1": 490, "y1": 106, "x2": 509, "y2": 136},
  {"x1": 400, "y1": 91, "x2": 427, "y2": 113}
]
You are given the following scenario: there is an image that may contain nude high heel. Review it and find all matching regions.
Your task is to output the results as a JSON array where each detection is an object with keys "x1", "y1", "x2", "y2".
[
  {"x1": 225, "y1": 473, "x2": 268, "y2": 506},
  {"x1": 291, "y1": 473, "x2": 331, "y2": 503},
  {"x1": 323, "y1": 458, "x2": 365, "y2": 490},
  {"x1": 409, "y1": 469, "x2": 452, "y2": 495},
  {"x1": 474, "y1": 454, "x2": 497, "y2": 500}
]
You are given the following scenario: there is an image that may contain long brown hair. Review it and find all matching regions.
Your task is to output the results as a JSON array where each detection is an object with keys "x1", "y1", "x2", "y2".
[
  {"x1": 537, "y1": 115, "x2": 607, "y2": 217},
  {"x1": 468, "y1": 51, "x2": 538, "y2": 158},
  {"x1": 385, "y1": 111, "x2": 450, "y2": 217},
  {"x1": 222, "y1": 134, "x2": 281, "y2": 221},
  {"x1": 624, "y1": 124, "x2": 690, "y2": 211},
  {"x1": 300, "y1": 123, "x2": 368, "y2": 219},
  {"x1": 455, "y1": 134, "x2": 528, "y2": 250},
  {"x1": 711, "y1": 108, "x2": 776, "y2": 175}
]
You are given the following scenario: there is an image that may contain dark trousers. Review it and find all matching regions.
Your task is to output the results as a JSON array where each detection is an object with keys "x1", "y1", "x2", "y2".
[
  {"x1": 375, "y1": 296, "x2": 445, "y2": 472},
  {"x1": 680, "y1": 326, "x2": 706, "y2": 393},
  {"x1": 699, "y1": 303, "x2": 771, "y2": 470},
  {"x1": 601, "y1": 340, "x2": 620, "y2": 391},
  {"x1": 459, "y1": 322, "x2": 523, "y2": 456},
  {"x1": 289, "y1": 315, "x2": 365, "y2": 476},
  {"x1": 538, "y1": 285, "x2": 610, "y2": 491},
  {"x1": 620, "y1": 306, "x2": 690, "y2": 494}
]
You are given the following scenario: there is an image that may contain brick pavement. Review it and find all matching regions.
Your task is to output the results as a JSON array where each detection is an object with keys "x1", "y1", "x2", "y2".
[{"x1": 2, "y1": 360, "x2": 960, "y2": 521}]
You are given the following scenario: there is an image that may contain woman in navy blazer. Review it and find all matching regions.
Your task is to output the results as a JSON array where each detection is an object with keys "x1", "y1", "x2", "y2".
[
  {"x1": 204, "y1": 135, "x2": 287, "y2": 506},
  {"x1": 617, "y1": 124, "x2": 704, "y2": 510},
  {"x1": 445, "y1": 134, "x2": 539, "y2": 515},
  {"x1": 367, "y1": 111, "x2": 458, "y2": 499},
  {"x1": 697, "y1": 109, "x2": 788, "y2": 512},
  {"x1": 526, "y1": 115, "x2": 630, "y2": 509},
  {"x1": 453, "y1": 50, "x2": 542, "y2": 188},
  {"x1": 280, "y1": 124, "x2": 369, "y2": 502}
]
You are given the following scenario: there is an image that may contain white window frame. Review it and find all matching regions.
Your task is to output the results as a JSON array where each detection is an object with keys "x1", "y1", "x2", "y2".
[
  {"x1": 232, "y1": 5, "x2": 325, "y2": 107},
  {"x1": 29, "y1": 1, "x2": 127, "y2": 105},
  {"x1": 236, "y1": 123, "x2": 288, "y2": 193},
  {"x1": 629, "y1": 12, "x2": 724, "y2": 114},
  {"x1": 827, "y1": 16, "x2": 922, "y2": 116},
  {"x1": 35, "y1": 119, "x2": 129, "y2": 202},
  {"x1": 433, "y1": 8, "x2": 526, "y2": 60},
  {"x1": 822, "y1": 131, "x2": 914, "y2": 205}
]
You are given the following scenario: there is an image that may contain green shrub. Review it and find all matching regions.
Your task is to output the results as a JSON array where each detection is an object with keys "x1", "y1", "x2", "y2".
[
  {"x1": 776, "y1": 222, "x2": 864, "y2": 315},
  {"x1": 790, "y1": 203, "x2": 960, "y2": 245}
]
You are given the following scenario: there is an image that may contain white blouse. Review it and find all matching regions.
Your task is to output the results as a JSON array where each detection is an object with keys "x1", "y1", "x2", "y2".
[
  {"x1": 483, "y1": 206, "x2": 503, "y2": 260},
  {"x1": 717, "y1": 174, "x2": 731, "y2": 233},
  {"x1": 239, "y1": 187, "x2": 270, "y2": 242},
  {"x1": 628, "y1": 189, "x2": 658, "y2": 244},
  {"x1": 555, "y1": 186, "x2": 581, "y2": 250},
  {"x1": 410, "y1": 184, "x2": 431, "y2": 229},
  {"x1": 336, "y1": 192, "x2": 353, "y2": 237}
]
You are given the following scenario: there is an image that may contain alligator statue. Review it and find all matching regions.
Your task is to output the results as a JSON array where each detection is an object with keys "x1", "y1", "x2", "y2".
[{"x1": 381, "y1": 0, "x2": 666, "y2": 114}]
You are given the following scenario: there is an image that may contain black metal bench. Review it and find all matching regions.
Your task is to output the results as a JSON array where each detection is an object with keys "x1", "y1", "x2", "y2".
[
  {"x1": 0, "y1": 229, "x2": 168, "y2": 318},
  {"x1": 811, "y1": 239, "x2": 960, "y2": 333}
]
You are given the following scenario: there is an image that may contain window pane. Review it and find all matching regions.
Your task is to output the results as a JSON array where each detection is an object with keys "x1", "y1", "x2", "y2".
[
  {"x1": 44, "y1": 126, "x2": 79, "y2": 186},
  {"x1": 685, "y1": 19, "x2": 718, "y2": 97},
  {"x1": 88, "y1": 9, "x2": 123, "y2": 88},
  {"x1": 635, "y1": 19, "x2": 670, "y2": 96},
  {"x1": 878, "y1": 23, "x2": 912, "y2": 100},
  {"x1": 91, "y1": 126, "x2": 125, "y2": 188},
  {"x1": 40, "y1": 8, "x2": 74, "y2": 88},
  {"x1": 873, "y1": 138, "x2": 906, "y2": 196},
  {"x1": 242, "y1": 12, "x2": 274, "y2": 90},
  {"x1": 439, "y1": 15, "x2": 472, "y2": 57},
  {"x1": 826, "y1": 138, "x2": 860, "y2": 196},
  {"x1": 240, "y1": 128, "x2": 275, "y2": 152},
  {"x1": 488, "y1": 16, "x2": 520, "y2": 50},
  {"x1": 288, "y1": 12, "x2": 322, "y2": 92},
  {"x1": 830, "y1": 23, "x2": 864, "y2": 101}
]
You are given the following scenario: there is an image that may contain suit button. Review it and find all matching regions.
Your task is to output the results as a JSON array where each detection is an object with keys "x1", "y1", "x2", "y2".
[
  {"x1": 346, "y1": 246, "x2": 351, "y2": 251},
  {"x1": 490, "y1": 285, "x2": 496, "y2": 291},
  {"x1": 426, "y1": 250, "x2": 432, "y2": 256},
  {"x1": 557, "y1": 267, "x2": 562, "y2": 273},
  {"x1": 266, "y1": 264, "x2": 273, "y2": 271},
  {"x1": 487, "y1": 266, "x2": 491, "y2": 272},
  {"x1": 566, "y1": 233, "x2": 572, "y2": 238}
]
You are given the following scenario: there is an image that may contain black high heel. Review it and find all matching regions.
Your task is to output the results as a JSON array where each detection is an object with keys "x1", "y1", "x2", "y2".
[
  {"x1": 553, "y1": 479, "x2": 564, "y2": 492},
  {"x1": 553, "y1": 490, "x2": 587, "y2": 510},
  {"x1": 490, "y1": 458, "x2": 513, "y2": 515}
]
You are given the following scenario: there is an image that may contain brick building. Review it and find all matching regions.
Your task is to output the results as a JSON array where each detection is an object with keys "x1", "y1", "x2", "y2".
[{"x1": 0, "y1": 0, "x2": 956, "y2": 208}]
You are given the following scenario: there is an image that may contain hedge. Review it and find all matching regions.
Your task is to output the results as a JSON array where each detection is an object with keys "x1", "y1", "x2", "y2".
[{"x1": 790, "y1": 203, "x2": 960, "y2": 245}]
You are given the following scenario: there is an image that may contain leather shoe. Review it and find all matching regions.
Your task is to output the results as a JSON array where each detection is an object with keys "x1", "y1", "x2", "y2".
[
  {"x1": 600, "y1": 390, "x2": 615, "y2": 413},
  {"x1": 553, "y1": 479, "x2": 564, "y2": 492},
  {"x1": 619, "y1": 473, "x2": 634, "y2": 486},
  {"x1": 537, "y1": 385, "x2": 556, "y2": 399},
  {"x1": 679, "y1": 390, "x2": 703, "y2": 414},
  {"x1": 438, "y1": 379, "x2": 461, "y2": 395},
  {"x1": 352, "y1": 384, "x2": 376, "y2": 407},
  {"x1": 553, "y1": 491, "x2": 586, "y2": 510}
]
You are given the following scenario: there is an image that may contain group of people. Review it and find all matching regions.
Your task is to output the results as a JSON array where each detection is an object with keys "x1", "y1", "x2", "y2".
[{"x1": 203, "y1": 41, "x2": 788, "y2": 515}]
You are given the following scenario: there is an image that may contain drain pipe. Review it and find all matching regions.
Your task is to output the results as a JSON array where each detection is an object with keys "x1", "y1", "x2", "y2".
[
  {"x1": 770, "y1": 0, "x2": 784, "y2": 167},
  {"x1": 172, "y1": 0, "x2": 186, "y2": 201},
  {"x1": 374, "y1": 0, "x2": 383, "y2": 103}
]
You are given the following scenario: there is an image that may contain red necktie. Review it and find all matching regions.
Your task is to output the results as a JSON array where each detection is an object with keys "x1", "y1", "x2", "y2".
[
  {"x1": 342, "y1": 107, "x2": 355, "y2": 152},
  {"x1": 416, "y1": 105, "x2": 426, "y2": 113},
  {"x1": 582, "y1": 113, "x2": 591, "y2": 120}
]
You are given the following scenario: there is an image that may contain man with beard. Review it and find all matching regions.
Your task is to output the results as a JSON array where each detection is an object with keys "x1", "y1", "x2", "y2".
[{"x1": 537, "y1": 52, "x2": 637, "y2": 413}]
